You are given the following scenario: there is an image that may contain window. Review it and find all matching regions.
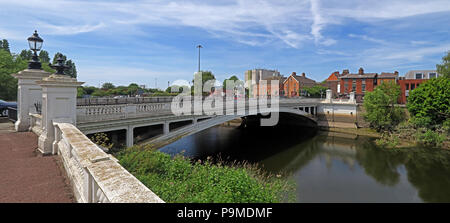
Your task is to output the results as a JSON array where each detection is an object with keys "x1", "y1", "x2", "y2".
[
  {"x1": 411, "y1": 83, "x2": 415, "y2": 90},
  {"x1": 352, "y1": 79, "x2": 356, "y2": 92},
  {"x1": 429, "y1": 73, "x2": 437, "y2": 79},
  {"x1": 406, "y1": 84, "x2": 409, "y2": 90},
  {"x1": 362, "y1": 80, "x2": 366, "y2": 92},
  {"x1": 415, "y1": 73, "x2": 423, "y2": 79}
]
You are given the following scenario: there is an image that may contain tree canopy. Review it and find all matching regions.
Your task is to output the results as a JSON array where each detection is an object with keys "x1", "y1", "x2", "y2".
[
  {"x1": 407, "y1": 76, "x2": 450, "y2": 127},
  {"x1": 302, "y1": 85, "x2": 328, "y2": 98},
  {"x1": 363, "y1": 81, "x2": 405, "y2": 131},
  {"x1": 436, "y1": 51, "x2": 450, "y2": 77}
]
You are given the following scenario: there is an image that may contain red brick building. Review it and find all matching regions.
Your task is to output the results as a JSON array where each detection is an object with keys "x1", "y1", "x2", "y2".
[
  {"x1": 339, "y1": 68, "x2": 377, "y2": 102},
  {"x1": 252, "y1": 76, "x2": 286, "y2": 97},
  {"x1": 283, "y1": 72, "x2": 316, "y2": 98},
  {"x1": 323, "y1": 70, "x2": 347, "y2": 96},
  {"x1": 397, "y1": 70, "x2": 440, "y2": 104}
]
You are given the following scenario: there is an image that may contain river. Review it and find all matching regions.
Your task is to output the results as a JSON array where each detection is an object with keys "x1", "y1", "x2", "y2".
[{"x1": 159, "y1": 125, "x2": 450, "y2": 202}]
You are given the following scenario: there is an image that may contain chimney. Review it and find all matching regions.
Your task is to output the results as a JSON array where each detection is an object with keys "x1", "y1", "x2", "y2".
[
  {"x1": 302, "y1": 72, "x2": 306, "y2": 77},
  {"x1": 291, "y1": 72, "x2": 296, "y2": 76},
  {"x1": 358, "y1": 67, "x2": 364, "y2": 75},
  {"x1": 343, "y1": 69, "x2": 349, "y2": 75},
  {"x1": 394, "y1": 71, "x2": 399, "y2": 75}
]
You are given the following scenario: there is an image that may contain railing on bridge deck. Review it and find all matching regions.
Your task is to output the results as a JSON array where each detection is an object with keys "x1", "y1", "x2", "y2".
[
  {"x1": 52, "y1": 121, "x2": 164, "y2": 203},
  {"x1": 77, "y1": 96, "x2": 174, "y2": 106}
]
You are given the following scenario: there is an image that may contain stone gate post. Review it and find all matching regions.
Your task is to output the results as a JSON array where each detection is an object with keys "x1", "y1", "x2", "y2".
[
  {"x1": 37, "y1": 74, "x2": 83, "y2": 154},
  {"x1": 12, "y1": 69, "x2": 50, "y2": 131}
]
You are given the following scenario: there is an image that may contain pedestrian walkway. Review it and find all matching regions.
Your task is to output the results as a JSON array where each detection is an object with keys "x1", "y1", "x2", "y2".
[{"x1": 0, "y1": 118, "x2": 74, "y2": 202}]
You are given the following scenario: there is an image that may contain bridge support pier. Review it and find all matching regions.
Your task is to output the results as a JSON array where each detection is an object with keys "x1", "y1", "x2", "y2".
[
  {"x1": 163, "y1": 122, "x2": 169, "y2": 135},
  {"x1": 126, "y1": 126, "x2": 134, "y2": 148}
]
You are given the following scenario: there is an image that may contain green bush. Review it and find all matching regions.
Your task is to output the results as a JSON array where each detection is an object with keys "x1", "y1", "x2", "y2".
[
  {"x1": 363, "y1": 82, "x2": 404, "y2": 131},
  {"x1": 415, "y1": 128, "x2": 446, "y2": 147},
  {"x1": 115, "y1": 147, "x2": 296, "y2": 203},
  {"x1": 375, "y1": 132, "x2": 400, "y2": 148}
]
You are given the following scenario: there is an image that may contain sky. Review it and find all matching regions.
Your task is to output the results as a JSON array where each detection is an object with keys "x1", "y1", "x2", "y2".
[{"x1": 1, "y1": 0, "x2": 449, "y2": 89}]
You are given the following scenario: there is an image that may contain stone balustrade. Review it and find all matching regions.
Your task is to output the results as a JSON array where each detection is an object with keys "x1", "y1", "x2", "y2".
[
  {"x1": 77, "y1": 102, "x2": 172, "y2": 123},
  {"x1": 29, "y1": 113, "x2": 43, "y2": 136},
  {"x1": 53, "y1": 121, "x2": 164, "y2": 203}
]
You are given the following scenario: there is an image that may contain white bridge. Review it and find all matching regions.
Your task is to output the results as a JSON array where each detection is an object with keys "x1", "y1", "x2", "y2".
[
  {"x1": 14, "y1": 69, "x2": 357, "y2": 203},
  {"x1": 74, "y1": 95, "x2": 357, "y2": 147}
]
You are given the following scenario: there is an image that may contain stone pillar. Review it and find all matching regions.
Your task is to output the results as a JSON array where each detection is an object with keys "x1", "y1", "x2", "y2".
[
  {"x1": 326, "y1": 89, "x2": 332, "y2": 102},
  {"x1": 12, "y1": 69, "x2": 50, "y2": 131},
  {"x1": 163, "y1": 122, "x2": 170, "y2": 135},
  {"x1": 126, "y1": 126, "x2": 134, "y2": 148},
  {"x1": 349, "y1": 92, "x2": 355, "y2": 103},
  {"x1": 37, "y1": 75, "x2": 83, "y2": 155}
]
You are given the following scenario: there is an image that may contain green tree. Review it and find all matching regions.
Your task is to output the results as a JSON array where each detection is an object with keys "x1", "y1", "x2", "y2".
[
  {"x1": 83, "y1": 86, "x2": 98, "y2": 95},
  {"x1": 77, "y1": 87, "x2": 86, "y2": 98},
  {"x1": 19, "y1": 50, "x2": 33, "y2": 60},
  {"x1": 101, "y1": 82, "x2": 115, "y2": 90},
  {"x1": 302, "y1": 85, "x2": 328, "y2": 98},
  {"x1": 363, "y1": 81, "x2": 405, "y2": 131},
  {"x1": 38, "y1": 50, "x2": 50, "y2": 63},
  {"x1": 407, "y1": 76, "x2": 450, "y2": 127},
  {"x1": 436, "y1": 51, "x2": 450, "y2": 77},
  {"x1": 1, "y1": 39, "x2": 10, "y2": 53},
  {"x1": 0, "y1": 49, "x2": 26, "y2": 100},
  {"x1": 222, "y1": 75, "x2": 244, "y2": 91}
]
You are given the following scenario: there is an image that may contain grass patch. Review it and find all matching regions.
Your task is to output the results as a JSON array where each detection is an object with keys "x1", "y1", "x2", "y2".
[{"x1": 115, "y1": 146, "x2": 296, "y2": 203}]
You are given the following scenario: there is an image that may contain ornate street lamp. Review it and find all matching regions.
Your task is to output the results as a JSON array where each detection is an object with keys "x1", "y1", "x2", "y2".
[
  {"x1": 27, "y1": 30, "x2": 44, "y2": 69},
  {"x1": 50, "y1": 55, "x2": 70, "y2": 75}
]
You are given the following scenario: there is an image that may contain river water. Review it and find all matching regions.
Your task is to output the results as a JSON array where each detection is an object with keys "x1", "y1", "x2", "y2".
[{"x1": 159, "y1": 125, "x2": 450, "y2": 203}]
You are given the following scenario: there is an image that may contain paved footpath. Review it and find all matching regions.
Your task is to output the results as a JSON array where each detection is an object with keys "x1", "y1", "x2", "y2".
[{"x1": 0, "y1": 119, "x2": 74, "y2": 202}]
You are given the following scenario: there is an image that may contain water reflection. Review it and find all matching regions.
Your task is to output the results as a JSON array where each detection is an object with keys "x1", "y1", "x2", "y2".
[{"x1": 159, "y1": 126, "x2": 450, "y2": 202}]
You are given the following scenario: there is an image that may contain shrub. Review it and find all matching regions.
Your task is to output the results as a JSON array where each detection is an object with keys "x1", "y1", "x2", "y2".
[
  {"x1": 415, "y1": 128, "x2": 446, "y2": 147},
  {"x1": 115, "y1": 147, "x2": 296, "y2": 203},
  {"x1": 363, "y1": 82, "x2": 404, "y2": 131}
]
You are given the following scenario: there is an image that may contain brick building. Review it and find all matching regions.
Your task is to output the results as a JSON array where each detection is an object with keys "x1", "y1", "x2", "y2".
[
  {"x1": 323, "y1": 70, "x2": 347, "y2": 96},
  {"x1": 339, "y1": 68, "x2": 377, "y2": 102},
  {"x1": 377, "y1": 71, "x2": 399, "y2": 85},
  {"x1": 252, "y1": 76, "x2": 286, "y2": 97},
  {"x1": 283, "y1": 72, "x2": 316, "y2": 98},
  {"x1": 398, "y1": 70, "x2": 440, "y2": 104}
]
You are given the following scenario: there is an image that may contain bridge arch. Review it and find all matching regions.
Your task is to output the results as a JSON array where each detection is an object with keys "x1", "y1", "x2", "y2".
[{"x1": 147, "y1": 107, "x2": 318, "y2": 146}]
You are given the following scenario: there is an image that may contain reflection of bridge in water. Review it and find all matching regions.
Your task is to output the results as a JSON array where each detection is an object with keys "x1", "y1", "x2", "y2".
[{"x1": 73, "y1": 96, "x2": 357, "y2": 148}]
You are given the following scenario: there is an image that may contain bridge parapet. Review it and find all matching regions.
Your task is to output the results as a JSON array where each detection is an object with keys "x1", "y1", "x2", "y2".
[{"x1": 53, "y1": 121, "x2": 164, "y2": 203}]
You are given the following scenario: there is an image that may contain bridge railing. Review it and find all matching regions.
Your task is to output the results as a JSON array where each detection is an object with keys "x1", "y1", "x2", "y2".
[
  {"x1": 76, "y1": 102, "x2": 173, "y2": 123},
  {"x1": 53, "y1": 121, "x2": 164, "y2": 203},
  {"x1": 77, "y1": 96, "x2": 174, "y2": 106}
]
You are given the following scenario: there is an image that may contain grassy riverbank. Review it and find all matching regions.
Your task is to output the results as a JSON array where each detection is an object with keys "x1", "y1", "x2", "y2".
[{"x1": 115, "y1": 146, "x2": 296, "y2": 203}]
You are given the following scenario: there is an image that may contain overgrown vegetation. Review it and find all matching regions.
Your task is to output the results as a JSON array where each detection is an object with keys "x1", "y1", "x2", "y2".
[
  {"x1": 363, "y1": 81, "x2": 405, "y2": 132},
  {"x1": 368, "y1": 52, "x2": 450, "y2": 149},
  {"x1": 115, "y1": 146, "x2": 296, "y2": 203}
]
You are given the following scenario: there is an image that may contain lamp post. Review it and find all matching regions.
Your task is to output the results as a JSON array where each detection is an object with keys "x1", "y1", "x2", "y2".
[
  {"x1": 27, "y1": 30, "x2": 44, "y2": 69},
  {"x1": 196, "y1": 44, "x2": 202, "y2": 72}
]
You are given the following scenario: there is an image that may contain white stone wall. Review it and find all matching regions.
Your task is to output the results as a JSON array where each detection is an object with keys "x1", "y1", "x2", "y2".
[{"x1": 53, "y1": 122, "x2": 164, "y2": 203}]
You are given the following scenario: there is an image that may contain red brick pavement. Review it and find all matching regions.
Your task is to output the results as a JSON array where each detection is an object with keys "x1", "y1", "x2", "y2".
[{"x1": 0, "y1": 132, "x2": 74, "y2": 203}]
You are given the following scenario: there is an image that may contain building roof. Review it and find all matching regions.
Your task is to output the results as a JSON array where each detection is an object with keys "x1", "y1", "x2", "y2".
[
  {"x1": 379, "y1": 72, "x2": 398, "y2": 79},
  {"x1": 340, "y1": 73, "x2": 377, "y2": 79},
  {"x1": 283, "y1": 72, "x2": 316, "y2": 85}
]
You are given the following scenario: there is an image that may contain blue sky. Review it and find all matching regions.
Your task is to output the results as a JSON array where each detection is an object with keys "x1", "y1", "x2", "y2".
[{"x1": 1, "y1": 0, "x2": 449, "y2": 89}]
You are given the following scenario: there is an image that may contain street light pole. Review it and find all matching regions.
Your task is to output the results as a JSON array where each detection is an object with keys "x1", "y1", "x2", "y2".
[{"x1": 196, "y1": 44, "x2": 202, "y2": 72}]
